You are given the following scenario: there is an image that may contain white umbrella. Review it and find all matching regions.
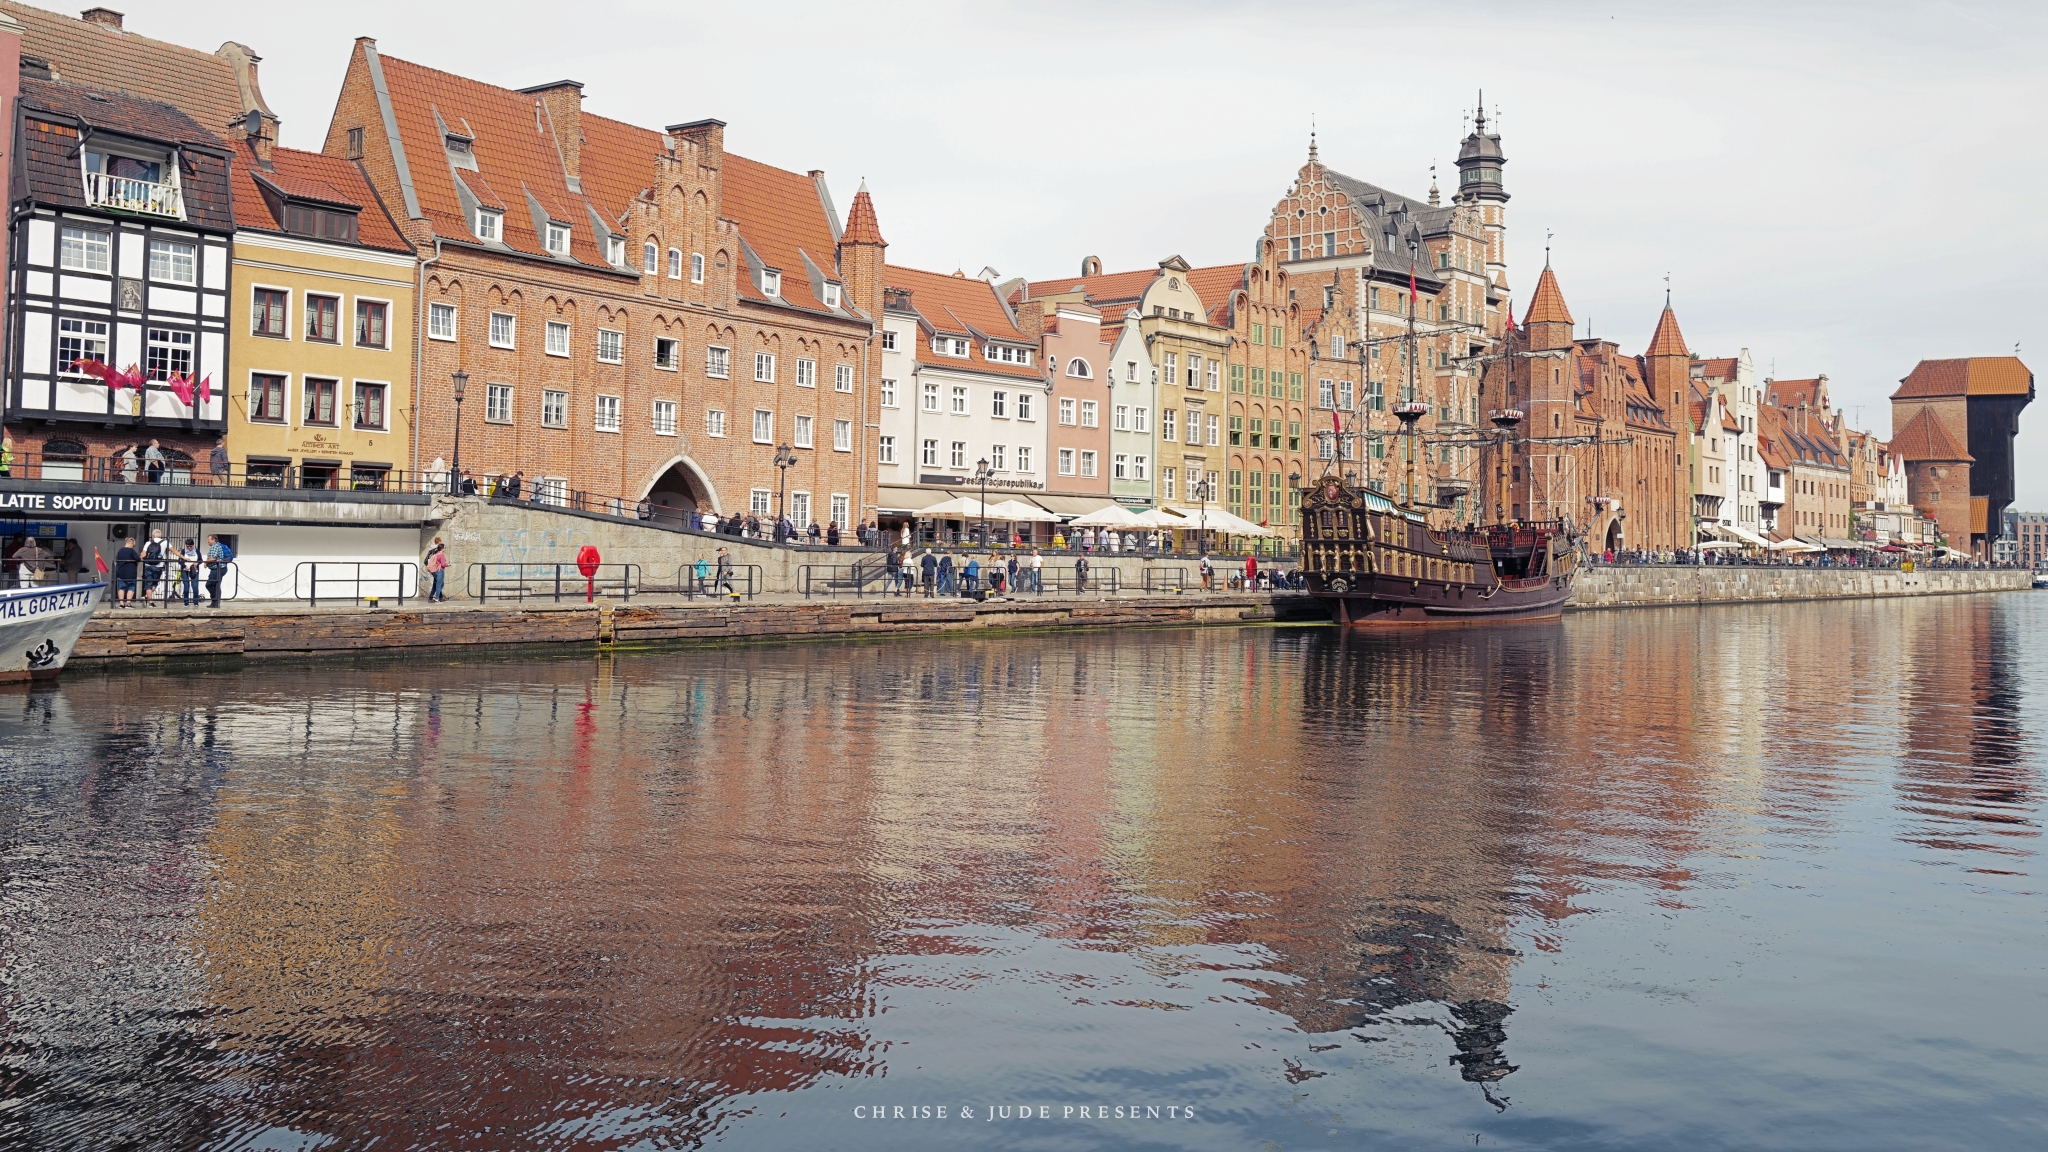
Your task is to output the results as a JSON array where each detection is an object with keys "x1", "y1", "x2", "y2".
[
  {"x1": 985, "y1": 499, "x2": 1059, "y2": 522},
  {"x1": 916, "y1": 496, "x2": 990, "y2": 519},
  {"x1": 1069, "y1": 504, "x2": 1149, "y2": 527},
  {"x1": 1127, "y1": 507, "x2": 1184, "y2": 528},
  {"x1": 1162, "y1": 504, "x2": 1277, "y2": 537}
]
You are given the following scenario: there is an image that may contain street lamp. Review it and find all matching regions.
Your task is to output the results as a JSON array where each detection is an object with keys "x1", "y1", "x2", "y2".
[
  {"x1": 974, "y1": 457, "x2": 991, "y2": 547},
  {"x1": 449, "y1": 369, "x2": 468, "y2": 494},
  {"x1": 1289, "y1": 471, "x2": 1301, "y2": 556},
  {"x1": 774, "y1": 443, "x2": 797, "y2": 536},
  {"x1": 1193, "y1": 477, "x2": 1211, "y2": 558}
]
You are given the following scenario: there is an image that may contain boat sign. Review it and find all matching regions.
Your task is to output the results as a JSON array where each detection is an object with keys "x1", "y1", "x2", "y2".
[{"x1": 0, "y1": 492, "x2": 171, "y2": 514}]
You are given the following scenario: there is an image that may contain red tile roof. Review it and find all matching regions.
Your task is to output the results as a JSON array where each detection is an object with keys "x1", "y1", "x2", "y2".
[
  {"x1": 1, "y1": 0, "x2": 257, "y2": 136},
  {"x1": 1892, "y1": 356, "x2": 2034, "y2": 399},
  {"x1": 841, "y1": 183, "x2": 885, "y2": 246},
  {"x1": 1022, "y1": 267, "x2": 1160, "y2": 306},
  {"x1": 1890, "y1": 408, "x2": 1972, "y2": 462},
  {"x1": 1524, "y1": 266, "x2": 1572, "y2": 327},
  {"x1": 1645, "y1": 306, "x2": 1687, "y2": 358},
  {"x1": 883, "y1": 265, "x2": 1042, "y2": 379},
  {"x1": 1692, "y1": 356, "x2": 1738, "y2": 381},
  {"x1": 1186, "y1": 263, "x2": 1248, "y2": 322},
  {"x1": 1766, "y1": 377, "x2": 1823, "y2": 409},
  {"x1": 229, "y1": 141, "x2": 414, "y2": 254}
]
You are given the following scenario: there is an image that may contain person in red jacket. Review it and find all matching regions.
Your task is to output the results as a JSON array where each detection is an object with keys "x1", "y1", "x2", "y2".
[{"x1": 1243, "y1": 553, "x2": 1259, "y2": 591}]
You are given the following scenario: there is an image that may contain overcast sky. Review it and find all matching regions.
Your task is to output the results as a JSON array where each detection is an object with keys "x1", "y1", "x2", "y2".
[{"x1": 122, "y1": 0, "x2": 2048, "y2": 509}]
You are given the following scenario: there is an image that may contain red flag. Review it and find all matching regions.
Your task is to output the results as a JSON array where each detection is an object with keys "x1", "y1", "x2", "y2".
[
  {"x1": 94, "y1": 548, "x2": 108, "y2": 574},
  {"x1": 1504, "y1": 297, "x2": 1516, "y2": 333}
]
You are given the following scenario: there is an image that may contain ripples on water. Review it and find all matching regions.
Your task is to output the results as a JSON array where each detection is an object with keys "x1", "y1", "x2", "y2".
[{"x1": 1, "y1": 595, "x2": 2043, "y2": 1150}]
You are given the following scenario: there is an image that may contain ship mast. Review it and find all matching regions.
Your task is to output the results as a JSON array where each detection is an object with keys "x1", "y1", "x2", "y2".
[{"x1": 1392, "y1": 240, "x2": 1429, "y2": 513}]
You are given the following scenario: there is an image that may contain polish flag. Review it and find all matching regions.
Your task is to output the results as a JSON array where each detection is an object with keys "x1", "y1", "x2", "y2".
[{"x1": 94, "y1": 548, "x2": 108, "y2": 574}]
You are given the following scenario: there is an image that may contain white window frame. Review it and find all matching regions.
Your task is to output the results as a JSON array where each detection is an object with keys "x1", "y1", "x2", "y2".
[
  {"x1": 833, "y1": 418, "x2": 853, "y2": 452},
  {"x1": 1134, "y1": 406, "x2": 1149, "y2": 433},
  {"x1": 489, "y1": 312, "x2": 515, "y2": 349},
  {"x1": 1058, "y1": 448, "x2": 1075, "y2": 476},
  {"x1": 485, "y1": 382, "x2": 513, "y2": 424},
  {"x1": 755, "y1": 352, "x2": 776, "y2": 383},
  {"x1": 541, "y1": 388, "x2": 568, "y2": 428},
  {"x1": 790, "y1": 491, "x2": 811, "y2": 526},
  {"x1": 475, "y1": 209, "x2": 502, "y2": 242},
  {"x1": 1016, "y1": 445, "x2": 1032, "y2": 474},
  {"x1": 823, "y1": 282, "x2": 842, "y2": 308},
  {"x1": 751, "y1": 488, "x2": 772, "y2": 517},
  {"x1": 652, "y1": 399, "x2": 678, "y2": 436},
  {"x1": 1206, "y1": 360, "x2": 1220, "y2": 390},
  {"x1": 597, "y1": 328, "x2": 624, "y2": 364},
  {"x1": 951, "y1": 385, "x2": 968, "y2": 415},
  {"x1": 831, "y1": 494, "x2": 850, "y2": 530},
  {"x1": 545, "y1": 320, "x2": 570, "y2": 358},
  {"x1": 796, "y1": 358, "x2": 817, "y2": 388},
  {"x1": 1163, "y1": 409, "x2": 1177, "y2": 442},
  {"x1": 881, "y1": 378, "x2": 898, "y2": 408},
  {"x1": 545, "y1": 222, "x2": 571, "y2": 256},
  {"x1": 706, "y1": 345, "x2": 731, "y2": 379},
  {"x1": 881, "y1": 331, "x2": 897, "y2": 351},
  {"x1": 60, "y1": 226, "x2": 111, "y2": 273},
  {"x1": 428, "y1": 302, "x2": 457, "y2": 341},
  {"x1": 1114, "y1": 405, "x2": 1129, "y2": 431},
  {"x1": 950, "y1": 441, "x2": 967, "y2": 468},
  {"x1": 654, "y1": 337, "x2": 679, "y2": 371},
  {"x1": 644, "y1": 242, "x2": 659, "y2": 274},
  {"x1": 147, "y1": 238, "x2": 195, "y2": 285},
  {"x1": 669, "y1": 248, "x2": 683, "y2": 279},
  {"x1": 706, "y1": 408, "x2": 727, "y2": 438},
  {"x1": 762, "y1": 269, "x2": 782, "y2": 297},
  {"x1": 1206, "y1": 414, "x2": 1220, "y2": 446},
  {"x1": 1132, "y1": 455, "x2": 1148, "y2": 481},
  {"x1": 595, "y1": 393, "x2": 622, "y2": 433},
  {"x1": 922, "y1": 382, "x2": 940, "y2": 411},
  {"x1": 922, "y1": 439, "x2": 938, "y2": 466},
  {"x1": 1080, "y1": 400, "x2": 1098, "y2": 428},
  {"x1": 1059, "y1": 397, "x2": 1075, "y2": 425},
  {"x1": 1017, "y1": 393, "x2": 1033, "y2": 420},
  {"x1": 794, "y1": 414, "x2": 814, "y2": 448},
  {"x1": 992, "y1": 390, "x2": 1008, "y2": 418},
  {"x1": 691, "y1": 252, "x2": 705, "y2": 283},
  {"x1": 753, "y1": 408, "x2": 774, "y2": 443},
  {"x1": 1113, "y1": 453, "x2": 1128, "y2": 480},
  {"x1": 1066, "y1": 357, "x2": 1090, "y2": 378},
  {"x1": 607, "y1": 236, "x2": 624, "y2": 266},
  {"x1": 990, "y1": 444, "x2": 1006, "y2": 470},
  {"x1": 879, "y1": 435, "x2": 897, "y2": 464},
  {"x1": 1080, "y1": 450, "x2": 1098, "y2": 478},
  {"x1": 1163, "y1": 468, "x2": 1176, "y2": 500},
  {"x1": 835, "y1": 364, "x2": 854, "y2": 393}
]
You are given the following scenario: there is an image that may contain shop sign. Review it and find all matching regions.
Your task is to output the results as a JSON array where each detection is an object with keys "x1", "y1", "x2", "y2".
[{"x1": 0, "y1": 491, "x2": 170, "y2": 514}]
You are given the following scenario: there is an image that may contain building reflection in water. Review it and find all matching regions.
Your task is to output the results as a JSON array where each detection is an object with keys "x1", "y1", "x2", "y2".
[{"x1": 0, "y1": 593, "x2": 2037, "y2": 1149}]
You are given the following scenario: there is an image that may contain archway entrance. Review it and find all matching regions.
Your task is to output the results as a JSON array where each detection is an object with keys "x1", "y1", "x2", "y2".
[
  {"x1": 1604, "y1": 518, "x2": 1623, "y2": 554},
  {"x1": 645, "y1": 460, "x2": 716, "y2": 528}
]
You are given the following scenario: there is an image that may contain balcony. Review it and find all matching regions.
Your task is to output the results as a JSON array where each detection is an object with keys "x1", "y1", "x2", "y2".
[{"x1": 84, "y1": 171, "x2": 182, "y2": 217}]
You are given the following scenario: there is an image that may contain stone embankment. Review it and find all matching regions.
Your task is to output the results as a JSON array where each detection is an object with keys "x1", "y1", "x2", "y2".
[{"x1": 1569, "y1": 565, "x2": 2028, "y2": 608}]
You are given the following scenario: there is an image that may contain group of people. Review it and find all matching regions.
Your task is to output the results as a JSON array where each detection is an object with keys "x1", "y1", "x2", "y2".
[
  {"x1": 884, "y1": 547, "x2": 1051, "y2": 596},
  {"x1": 5, "y1": 535, "x2": 85, "y2": 587},
  {"x1": 0, "y1": 432, "x2": 235, "y2": 485},
  {"x1": 105, "y1": 530, "x2": 233, "y2": 608},
  {"x1": 703, "y1": 512, "x2": 876, "y2": 547}
]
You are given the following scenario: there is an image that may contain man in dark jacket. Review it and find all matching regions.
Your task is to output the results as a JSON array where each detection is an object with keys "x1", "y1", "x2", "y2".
[
  {"x1": 919, "y1": 548, "x2": 938, "y2": 597},
  {"x1": 1074, "y1": 554, "x2": 1090, "y2": 596},
  {"x1": 114, "y1": 537, "x2": 140, "y2": 607}
]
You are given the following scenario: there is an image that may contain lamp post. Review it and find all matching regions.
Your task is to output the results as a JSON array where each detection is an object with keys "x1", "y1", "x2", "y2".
[
  {"x1": 1289, "y1": 470, "x2": 1301, "y2": 558},
  {"x1": 1193, "y1": 477, "x2": 1211, "y2": 556},
  {"x1": 774, "y1": 443, "x2": 797, "y2": 537},
  {"x1": 449, "y1": 369, "x2": 468, "y2": 494},
  {"x1": 974, "y1": 457, "x2": 991, "y2": 547}
]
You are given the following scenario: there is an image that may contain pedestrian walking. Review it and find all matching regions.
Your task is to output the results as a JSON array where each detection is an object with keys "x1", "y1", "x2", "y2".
[
  {"x1": 693, "y1": 554, "x2": 711, "y2": 594},
  {"x1": 1030, "y1": 548, "x2": 1044, "y2": 593},
  {"x1": 715, "y1": 547, "x2": 736, "y2": 598},
  {"x1": 886, "y1": 546, "x2": 904, "y2": 595},
  {"x1": 424, "y1": 536, "x2": 450, "y2": 602},
  {"x1": 143, "y1": 439, "x2": 165, "y2": 484},
  {"x1": 1199, "y1": 554, "x2": 1214, "y2": 591},
  {"x1": 1074, "y1": 553, "x2": 1090, "y2": 595},
  {"x1": 505, "y1": 471, "x2": 524, "y2": 500},
  {"x1": 937, "y1": 551, "x2": 955, "y2": 594},
  {"x1": 140, "y1": 530, "x2": 167, "y2": 605},
  {"x1": 1007, "y1": 554, "x2": 1019, "y2": 593},
  {"x1": 209, "y1": 437, "x2": 230, "y2": 486},
  {"x1": 115, "y1": 445, "x2": 137, "y2": 484},
  {"x1": 203, "y1": 534, "x2": 231, "y2": 608},
  {"x1": 1243, "y1": 553, "x2": 1259, "y2": 591},
  {"x1": 919, "y1": 548, "x2": 937, "y2": 597},
  {"x1": 177, "y1": 538, "x2": 200, "y2": 605},
  {"x1": 963, "y1": 555, "x2": 980, "y2": 596},
  {"x1": 114, "y1": 537, "x2": 140, "y2": 606}
]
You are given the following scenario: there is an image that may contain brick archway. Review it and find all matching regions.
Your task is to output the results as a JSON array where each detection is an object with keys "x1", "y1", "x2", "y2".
[{"x1": 635, "y1": 455, "x2": 722, "y2": 525}]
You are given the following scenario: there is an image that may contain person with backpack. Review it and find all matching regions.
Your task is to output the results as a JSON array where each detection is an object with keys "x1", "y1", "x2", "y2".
[
  {"x1": 140, "y1": 530, "x2": 168, "y2": 606},
  {"x1": 204, "y1": 534, "x2": 232, "y2": 608},
  {"x1": 424, "y1": 536, "x2": 451, "y2": 602}
]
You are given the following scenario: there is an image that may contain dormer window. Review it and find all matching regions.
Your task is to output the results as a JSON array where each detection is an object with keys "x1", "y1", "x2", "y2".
[
  {"x1": 931, "y1": 336, "x2": 970, "y2": 358},
  {"x1": 823, "y1": 282, "x2": 841, "y2": 308},
  {"x1": 545, "y1": 222, "x2": 570, "y2": 256},
  {"x1": 983, "y1": 345, "x2": 1032, "y2": 366},
  {"x1": 283, "y1": 202, "x2": 357, "y2": 244},
  {"x1": 475, "y1": 209, "x2": 502, "y2": 242},
  {"x1": 607, "y1": 236, "x2": 625, "y2": 266},
  {"x1": 82, "y1": 147, "x2": 180, "y2": 217},
  {"x1": 762, "y1": 269, "x2": 782, "y2": 297}
]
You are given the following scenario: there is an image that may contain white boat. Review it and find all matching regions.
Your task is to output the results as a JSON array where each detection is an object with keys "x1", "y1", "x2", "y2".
[
  {"x1": 2033, "y1": 570, "x2": 2048, "y2": 589},
  {"x1": 0, "y1": 582, "x2": 106, "y2": 682}
]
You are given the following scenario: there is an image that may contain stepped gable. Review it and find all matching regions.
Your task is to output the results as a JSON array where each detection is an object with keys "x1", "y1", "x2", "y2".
[
  {"x1": 1892, "y1": 356, "x2": 2033, "y2": 399},
  {"x1": 1889, "y1": 407, "x2": 1972, "y2": 461},
  {"x1": 229, "y1": 141, "x2": 413, "y2": 253},
  {"x1": 883, "y1": 264, "x2": 1041, "y2": 380}
]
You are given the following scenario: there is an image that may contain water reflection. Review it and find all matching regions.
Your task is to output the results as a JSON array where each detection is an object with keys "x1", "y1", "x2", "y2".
[{"x1": 1, "y1": 593, "x2": 2043, "y2": 1150}]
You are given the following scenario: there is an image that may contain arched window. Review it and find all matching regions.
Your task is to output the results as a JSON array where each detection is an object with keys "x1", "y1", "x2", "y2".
[
  {"x1": 643, "y1": 243, "x2": 658, "y2": 274},
  {"x1": 42, "y1": 438, "x2": 86, "y2": 458},
  {"x1": 668, "y1": 248, "x2": 682, "y2": 279},
  {"x1": 1066, "y1": 357, "x2": 1091, "y2": 378}
]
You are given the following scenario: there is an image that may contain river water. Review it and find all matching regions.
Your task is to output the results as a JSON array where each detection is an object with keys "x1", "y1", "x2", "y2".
[{"x1": 2, "y1": 594, "x2": 2043, "y2": 1151}]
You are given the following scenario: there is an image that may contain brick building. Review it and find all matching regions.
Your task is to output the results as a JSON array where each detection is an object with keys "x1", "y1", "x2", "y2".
[
  {"x1": 1888, "y1": 406, "x2": 1971, "y2": 549},
  {"x1": 1889, "y1": 356, "x2": 2034, "y2": 557},
  {"x1": 326, "y1": 41, "x2": 881, "y2": 525},
  {"x1": 1187, "y1": 243, "x2": 1312, "y2": 532}
]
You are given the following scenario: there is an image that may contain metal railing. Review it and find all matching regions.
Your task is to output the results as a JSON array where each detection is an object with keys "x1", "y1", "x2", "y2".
[
  {"x1": 660, "y1": 563, "x2": 763, "y2": 600},
  {"x1": 1040, "y1": 567, "x2": 1122, "y2": 594},
  {"x1": 294, "y1": 561, "x2": 416, "y2": 606},
  {"x1": 797, "y1": 562, "x2": 896, "y2": 598},
  {"x1": 1144, "y1": 566, "x2": 1189, "y2": 592},
  {"x1": 465, "y1": 563, "x2": 641, "y2": 602},
  {"x1": 90, "y1": 561, "x2": 240, "y2": 603},
  {"x1": 84, "y1": 171, "x2": 182, "y2": 217},
  {"x1": 2, "y1": 451, "x2": 427, "y2": 492}
]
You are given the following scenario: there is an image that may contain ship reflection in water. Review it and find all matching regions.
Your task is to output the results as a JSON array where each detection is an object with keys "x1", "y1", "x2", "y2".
[{"x1": 1, "y1": 595, "x2": 2042, "y2": 1150}]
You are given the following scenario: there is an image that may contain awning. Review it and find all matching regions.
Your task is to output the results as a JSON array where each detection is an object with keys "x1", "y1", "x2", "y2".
[
  {"x1": 876, "y1": 486, "x2": 960, "y2": 515},
  {"x1": 1813, "y1": 537, "x2": 1871, "y2": 551},
  {"x1": 1028, "y1": 495, "x2": 1121, "y2": 517},
  {"x1": 1720, "y1": 524, "x2": 1772, "y2": 548},
  {"x1": 985, "y1": 499, "x2": 1059, "y2": 522},
  {"x1": 1159, "y1": 504, "x2": 1278, "y2": 537}
]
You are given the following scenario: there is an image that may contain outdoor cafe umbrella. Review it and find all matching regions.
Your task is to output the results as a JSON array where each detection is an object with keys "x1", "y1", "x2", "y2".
[
  {"x1": 915, "y1": 495, "x2": 992, "y2": 520},
  {"x1": 1161, "y1": 504, "x2": 1277, "y2": 537},
  {"x1": 984, "y1": 499, "x2": 1059, "y2": 522},
  {"x1": 1068, "y1": 504, "x2": 1150, "y2": 528}
]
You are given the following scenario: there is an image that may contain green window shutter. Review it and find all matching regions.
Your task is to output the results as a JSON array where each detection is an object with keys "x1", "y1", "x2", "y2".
[{"x1": 1230, "y1": 364, "x2": 1246, "y2": 393}]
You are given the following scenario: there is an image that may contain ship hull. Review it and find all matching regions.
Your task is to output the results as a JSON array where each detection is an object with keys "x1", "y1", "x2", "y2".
[
  {"x1": 0, "y1": 582, "x2": 106, "y2": 683},
  {"x1": 1307, "y1": 572, "x2": 1574, "y2": 626}
]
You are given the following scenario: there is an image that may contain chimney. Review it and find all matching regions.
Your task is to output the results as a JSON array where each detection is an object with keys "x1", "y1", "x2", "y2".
[
  {"x1": 519, "y1": 80, "x2": 584, "y2": 183},
  {"x1": 80, "y1": 7, "x2": 122, "y2": 29},
  {"x1": 242, "y1": 108, "x2": 274, "y2": 168},
  {"x1": 667, "y1": 118, "x2": 725, "y2": 168}
]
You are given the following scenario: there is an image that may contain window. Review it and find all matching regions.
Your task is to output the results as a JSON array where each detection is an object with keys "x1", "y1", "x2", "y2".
[
  {"x1": 881, "y1": 379, "x2": 899, "y2": 408},
  {"x1": 542, "y1": 389, "x2": 568, "y2": 428},
  {"x1": 669, "y1": 248, "x2": 682, "y2": 279},
  {"x1": 607, "y1": 236, "x2": 625, "y2": 266},
  {"x1": 755, "y1": 352, "x2": 776, "y2": 382},
  {"x1": 655, "y1": 337, "x2": 679, "y2": 370},
  {"x1": 1016, "y1": 445, "x2": 1032, "y2": 473},
  {"x1": 790, "y1": 492, "x2": 810, "y2": 526},
  {"x1": 1367, "y1": 379, "x2": 1384, "y2": 411},
  {"x1": 58, "y1": 319, "x2": 108, "y2": 374},
  {"x1": 1288, "y1": 372, "x2": 1304, "y2": 401},
  {"x1": 1207, "y1": 360, "x2": 1220, "y2": 390},
  {"x1": 1162, "y1": 409, "x2": 1177, "y2": 442},
  {"x1": 1251, "y1": 324, "x2": 1264, "y2": 344},
  {"x1": 147, "y1": 238, "x2": 195, "y2": 284},
  {"x1": 429, "y1": 302, "x2": 456, "y2": 341},
  {"x1": 645, "y1": 243, "x2": 659, "y2": 274},
  {"x1": 1229, "y1": 416, "x2": 1244, "y2": 446},
  {"x1": 796, "y1": 358, "x2": 816, "y2": 388},
  {"x1": 951, "y1": 386, "x2": 968, "y2": 414},
  {"x1": 1068, "y1": 357, "x2": 1091, "y2": 378},
  {"x1": 879, "y1": 435, "x2": 897, "y2": 463},
  {"x1": 355, "y1": 300, "x2": 388, "y2": 349},
  {"x1": 833, "y1": 419, "x2": 853, "y2": 452},
  {"x1": 762, "y1": 270, "x2": 782, "y2": 297},
  {"x1": 597, "y1": 329, "x2": 623, "y2": 364},
  {"x1": 1115, "y1": 405, "x2": 1129, "y2": 431},
  {"x1": 823, "y1": 283, "x2": 841, "y2": 308},
  {"x1": 545, "y1": 222, "x2": 570, "y2": 255},
  {"x1": 475, "y1": 210, "x2": 501, "y2": 242},
  {"x1": 881, "y1": 331, "x2": 898, "y2": 351},
  {"x1": 247, "y1": 288, "x2": 288, "y2": 337},
  {"x1": 305, "y1": 295, "x2": 340, "y2": 343},
  {"x1": 489, "y1": 312, "x2": 515, "y2": 348},
  {"x1": 354, "y1": 382, "x2": 387, "y2": 429},
  {"x1": 1228, "y1": 469, "x2": 1243, "y2": 511},
  {"x1": 1330, "y1": 334, "x2": 1345, "y2": 359},
  {"x1": 1126, "y1": 361, "x2": 1139, "y2": 382},
  {"x1": 922, "y1": 439, "x2": 939, "y2": 466},
  {"x1": 1017, "y1": 393, "x2": 1033, "y2": 420},
  {"x1": 950, "y1": 441, "x2": 967, "y2": 468},
  {"x1": 1129, "y1": 455, "x2": 1146, "y2": 481},
  {"x1": 753, "y1": 409, "x2": 773, "y2": 442},
  {"x1": 1250, "y1": 368, "x2": 1265, "y2": 397},
  {"x1": 831, "y1": 494, "x2": 850, "y2": 529},
  {"x1": 486, "y1": 383, "x2": 513, "y2": 423},
  {"x1": 346, "y1": 126, "x2": 364, "y2": 158},
  {"x1": 1338, "y1": 380, "x2": 1356, "y2": 410},
  {"x1": 836, "y1": 364, "x2": 854, "y2": 393},
  {"x1": 1059, "y1": 398, "x2": 1076, "y2": 425},
  {"x1": 991, "y1": 444, "x2": 1006, "y2": 470},
  {"x1": 1318, "y1": 379, "x2": 1335, "y2": 408},
  {"x1": 707, "y1": 346, "x2": 731, "y2": 378},
  {"x1": 249, "y1": 372, "x2": 286, "y2": 422},
  {"x1": 539, "y1": 320, "x2": 571, "y2": 358},
  {"x1": 1288, "y1": 421, "x2": 1301, "y2": 451},
  {"x1": 303, "y1": 377, "x2": 338, "y2": 425},
  {"x1": 595, "y1": 394, "x2": 622, "y2": 432},
  {"x1": 1206, "y1": 414, "x2": 1220, "y2": 446},
  {"x1": 992, "y1": 390, "x2": 1008, "y2": 417},
  {"x1": 751, "y1": 489, "x2": 773, "y2": 517},
  {"x1": 145, "y1": 328, "x2": 193, "y2": 380},
  {"x1": 794, "y1": 415, "x2": 814, "y2": 448},
  {"x1": 706, "y1": 408, "x2": 726, "y2": 437},
  {"x1": 1164, "y1": 353, "x2": 1178, "y2": 387},
  {"x1": 60, "y1": 226, "x2": 110, "y2": 273},
  {"x1": 1080, "y1": 450, "x2": 1098, "y2": 478},
  {"x1": 1231, "y1": 364, "x2": 1246, "y2": 393},
  {"x1": 691, "y1": 252, "x2": 705, "y2": 283},
  {"x1": 1270, "y1": 325, "x2": 1283, "y2": 348},
  {"x1": 1134, "y1": 407, "x2": 1149, "y2": 433},
  {"x1": 923, "y1": 382, "x2": 940, "y2": 411},
  {"x1": 1113, "y1": 453, "x2": 1128, "y2": 480},
  {"x1": 1080, "y1": 400, "x2": 1098, "y2": 428},
  {"x1": 1059, "y1": 448, "x2": 1075, "y2": 475}
]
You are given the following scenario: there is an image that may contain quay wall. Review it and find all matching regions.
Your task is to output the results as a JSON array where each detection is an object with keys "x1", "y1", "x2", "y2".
[{"x1": 1568, "y1": 565, "x2": 2029, "y2": 607}]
